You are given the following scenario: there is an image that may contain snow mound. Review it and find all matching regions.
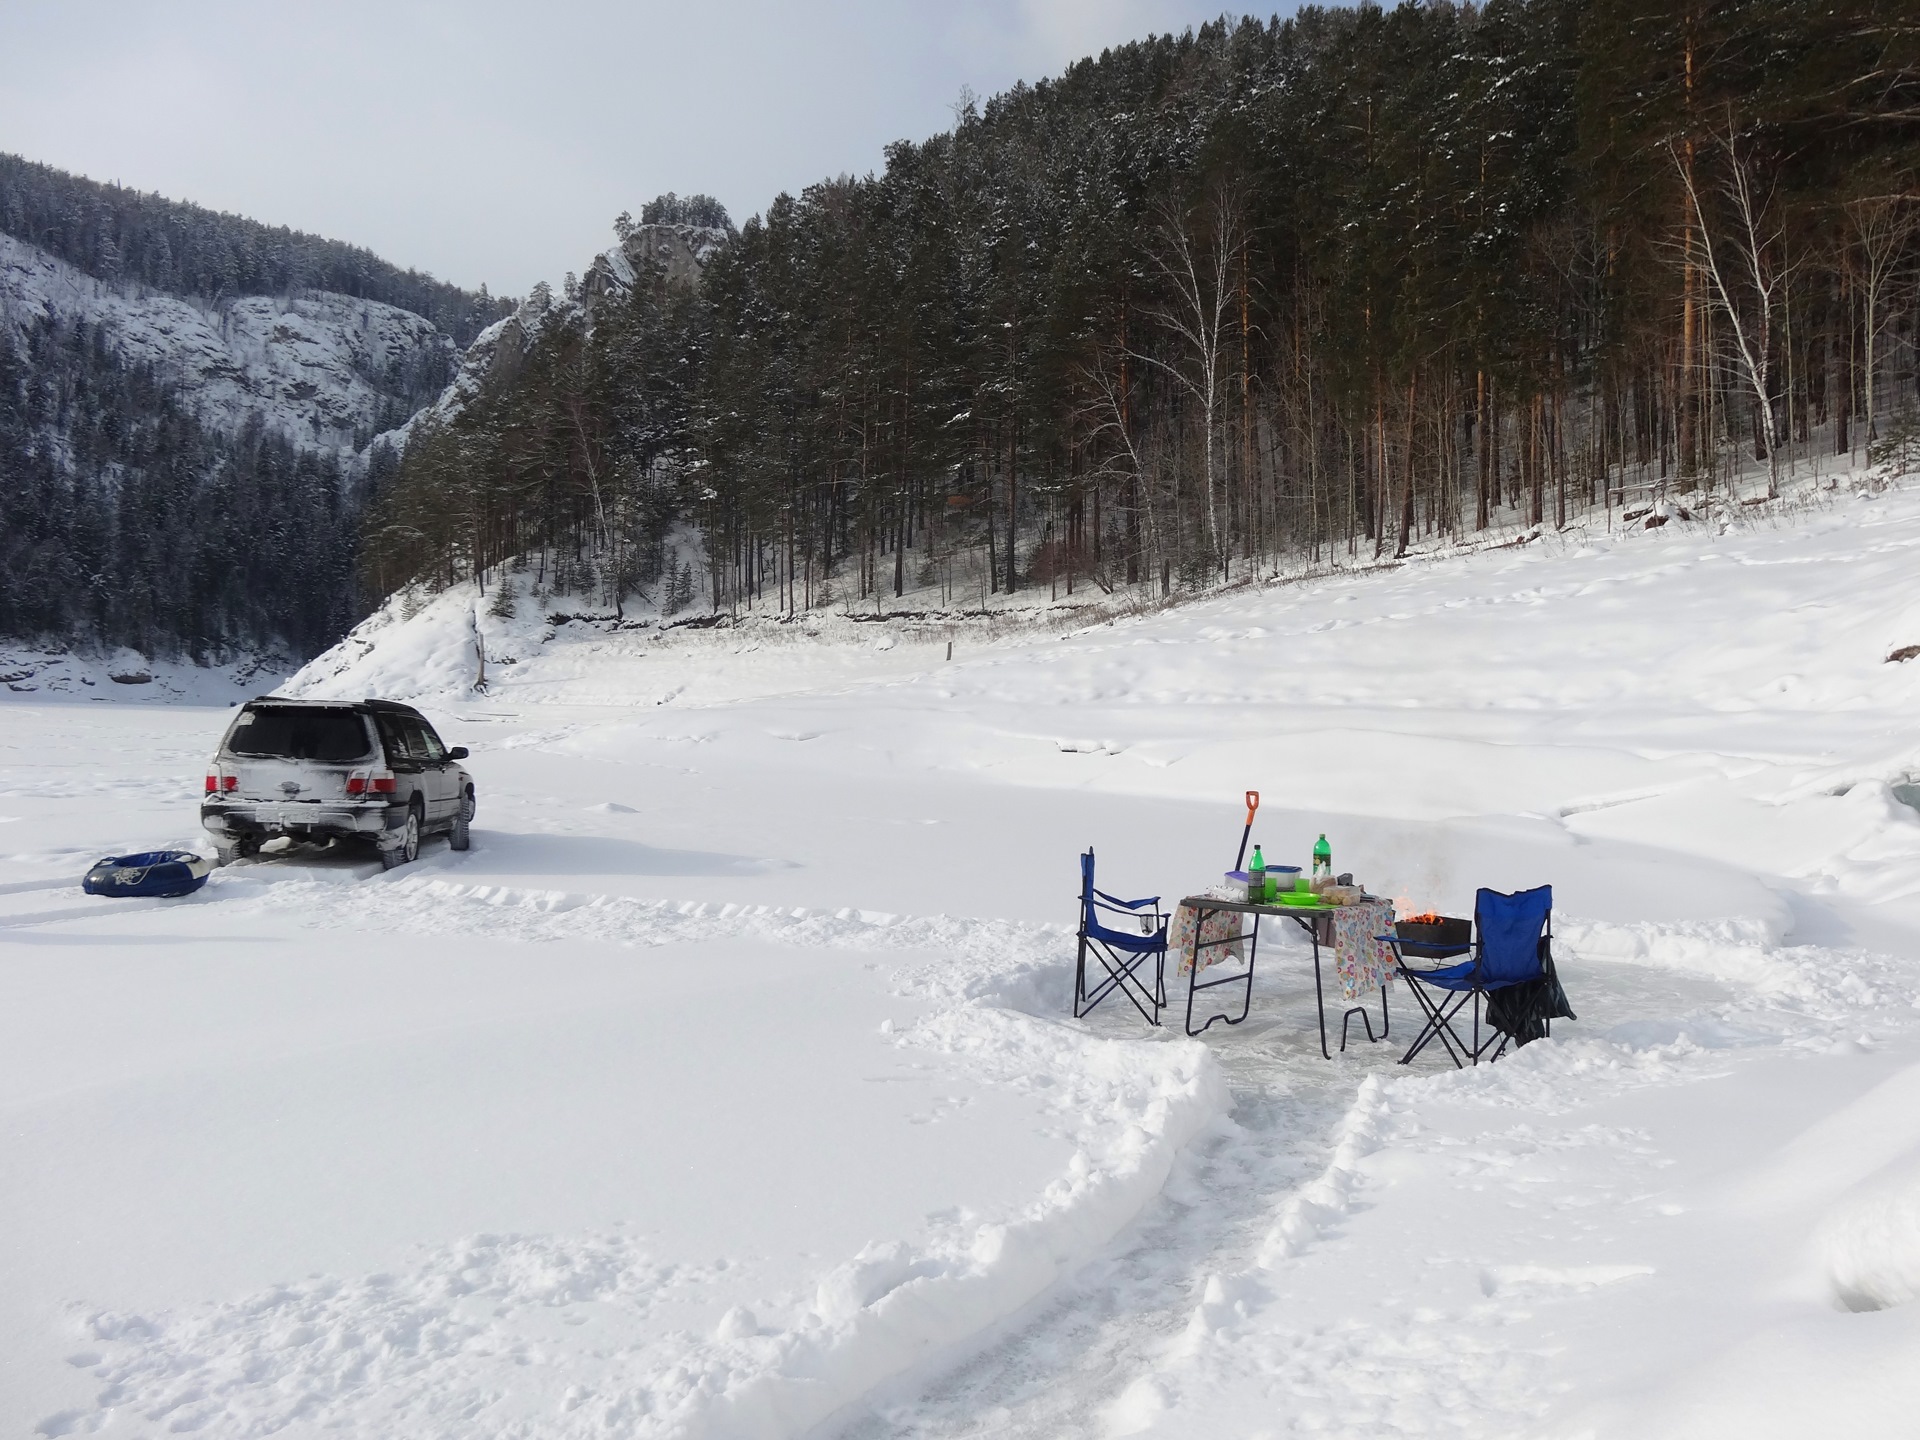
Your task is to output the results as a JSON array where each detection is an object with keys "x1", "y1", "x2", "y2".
[
  {"x1": 1820, "y1": 1145, "x2": 1920, "y2": 1311},
  {"x1": 280, "y1": 561, "x2": 703, "y2": 705},
  {"x1": 281, "y1": 582, "x2": 495, "y2": 702}
]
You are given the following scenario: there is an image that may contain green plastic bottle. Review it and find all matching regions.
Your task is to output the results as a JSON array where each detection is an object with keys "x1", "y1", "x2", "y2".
[
  {"x1": 1248, "y1": 844, "x2": 1266, "y2": 901},
  {"x1": 1311, "y1": 833, "x2": 1333, "y2": 887}
]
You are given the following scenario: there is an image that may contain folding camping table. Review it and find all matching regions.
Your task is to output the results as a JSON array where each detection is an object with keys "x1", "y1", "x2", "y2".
[{"x1": 1176, "y1": 895, "x2": 1392, "y2": 1059}]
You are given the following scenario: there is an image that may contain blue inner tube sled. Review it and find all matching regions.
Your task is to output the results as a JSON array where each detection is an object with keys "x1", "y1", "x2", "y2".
[{"x1": 83, "y1": 850, "x2": 211, "y2": 899}]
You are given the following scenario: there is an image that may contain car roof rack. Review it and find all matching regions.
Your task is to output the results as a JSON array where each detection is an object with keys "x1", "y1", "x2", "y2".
[{"x1": 238, "y1": 696, "x2": 417, "y2": 713}]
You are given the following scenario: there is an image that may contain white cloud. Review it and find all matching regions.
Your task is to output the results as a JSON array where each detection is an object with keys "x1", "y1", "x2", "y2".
[{"x1": 0, "y1": 0, "x2": 1272, "y2": 297}]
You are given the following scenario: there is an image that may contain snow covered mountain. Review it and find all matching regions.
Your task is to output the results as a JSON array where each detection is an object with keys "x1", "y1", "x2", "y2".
[
  {"x1": 0, "y1": 152, "x2": 519, "y2": 666},
  {"x1": 0, "y1": 229, "x2": 456, "y2": 455},
  {"x1": 0, "y1": 175, "x2": 722, "y2": 671}
]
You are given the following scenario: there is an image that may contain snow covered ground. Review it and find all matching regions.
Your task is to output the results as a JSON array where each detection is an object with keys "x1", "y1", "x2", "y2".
[{"x1": 4, "y1": 480, "x2": 1920, "y2": 1438}]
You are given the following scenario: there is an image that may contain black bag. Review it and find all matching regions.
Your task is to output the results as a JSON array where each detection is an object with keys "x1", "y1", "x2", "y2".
[{"x1": 1483, "y1": 938, "x2": 1576, "y2": 1047}]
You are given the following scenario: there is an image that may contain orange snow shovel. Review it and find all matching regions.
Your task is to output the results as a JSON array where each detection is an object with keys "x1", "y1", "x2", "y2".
[{"x1": 1233, "y1": 791, "x2": 1260, "y2": 872}]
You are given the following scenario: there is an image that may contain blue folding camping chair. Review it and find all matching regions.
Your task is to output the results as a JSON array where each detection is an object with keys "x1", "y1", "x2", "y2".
[
  {"x1": 1385, "y1": 885, "x2": 1559, "y2": 1067},
  {"x1": 1074, "y1": 848, "x2": 1169, "y2": 1025}
]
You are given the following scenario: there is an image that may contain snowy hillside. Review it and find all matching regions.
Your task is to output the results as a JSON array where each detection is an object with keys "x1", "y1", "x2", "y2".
[
  {"x1": 385, "y1": 219, "x2": 728, "y2": 449},
  {"x1": 0, "y1": 209, "x2": 466, "y2": 665},
  {"x1": 4, "y1": 480, "x2": 1920, "y2": 1438},
  {"x1": 0, "y1": 230, "x2": 455, "y2": 453},
  {"x1": 0, "y1": 208, "x2": 722, "y2": 670}
]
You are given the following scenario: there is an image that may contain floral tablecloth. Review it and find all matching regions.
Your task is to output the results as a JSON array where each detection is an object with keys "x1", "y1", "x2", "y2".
[
  {"x1": 1329, "y1": 898, "x2": 1397, "y2": 1001},
  {"x1": 1171, "y1": 885, "x2": 1245, "y2": 975},
  {"x1": 1172, "y1": 891, "x2": 1396, "y2": 998}
]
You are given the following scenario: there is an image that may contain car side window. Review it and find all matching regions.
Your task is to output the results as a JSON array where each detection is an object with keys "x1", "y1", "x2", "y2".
[
  {"x1": 377, "y1": 714, "x2": 416, "y2": 766},
  {"x1": 410, "y1": 719, "x2": 447, "y2": 763}
]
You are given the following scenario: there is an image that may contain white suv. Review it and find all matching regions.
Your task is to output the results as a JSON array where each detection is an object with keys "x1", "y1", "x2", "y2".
[{"x1": 201, "y1": 698, "x2": 475, "y2": 869}]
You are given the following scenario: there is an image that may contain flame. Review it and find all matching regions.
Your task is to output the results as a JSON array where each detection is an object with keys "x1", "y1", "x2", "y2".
[{"x1": 1404, "y1": 911, "x2": 1446, "y2": 925}]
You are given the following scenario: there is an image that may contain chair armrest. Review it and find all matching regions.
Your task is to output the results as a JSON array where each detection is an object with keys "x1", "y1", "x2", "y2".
[
  {"x1": 1383, "y1": 934, "x2": 1477, "y2": 975},
  {"x1": 1094, "y1": 888, "x2": 1159, "y2": 910}
]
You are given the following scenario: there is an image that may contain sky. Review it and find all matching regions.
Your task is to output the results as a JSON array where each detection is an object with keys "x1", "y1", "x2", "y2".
[{"x1": 0, "y1": 1, "x2": 1272, "y2": 299}]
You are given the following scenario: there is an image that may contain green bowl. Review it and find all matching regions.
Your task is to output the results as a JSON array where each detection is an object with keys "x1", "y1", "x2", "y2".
[{"x1": 1279, "y1": 891, "x2": 1320, "y2": 907}]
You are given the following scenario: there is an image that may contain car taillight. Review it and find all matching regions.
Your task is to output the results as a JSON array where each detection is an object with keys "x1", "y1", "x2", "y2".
[
  {"x1": 206, "y1": 769, "x2": 236, "y2": 794},
  {"x1": 348, "y1": 768, "x2": 396, "y2": 796}
]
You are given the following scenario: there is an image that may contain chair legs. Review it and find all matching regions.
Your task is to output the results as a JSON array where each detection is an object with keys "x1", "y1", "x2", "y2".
[
  {"x1": 1075, "y1": 931, "x2": 1166, "y2": 1026},
  {"x1": 1397, "y1": 974, "x2": 1507, "y2": 1069}
]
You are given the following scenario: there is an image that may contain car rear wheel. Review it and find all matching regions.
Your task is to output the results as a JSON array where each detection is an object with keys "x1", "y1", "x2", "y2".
[
  {"x1": 214, "y1": 836, "x2": 258, "y2": 867},
  {"x1": 381, "y1": 805, "x2": 422, "y2": 870}
]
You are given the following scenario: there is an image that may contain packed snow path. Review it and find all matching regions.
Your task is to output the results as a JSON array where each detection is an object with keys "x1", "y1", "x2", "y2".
[{"x1": 4, "y1": 482, "x2": 1920, "y2": 1438}]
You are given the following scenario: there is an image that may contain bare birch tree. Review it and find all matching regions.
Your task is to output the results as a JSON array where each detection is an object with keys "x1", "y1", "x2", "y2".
[
  {"x1": 1673, "y1": 120, "x2": 1791, "y2": 497},
  {"x1": 1132, "y1": 181, "x2": 1245, "y2": 573},
  {"x1": 1844, "y1": 196, "x2": 1920, "y2": 443}
]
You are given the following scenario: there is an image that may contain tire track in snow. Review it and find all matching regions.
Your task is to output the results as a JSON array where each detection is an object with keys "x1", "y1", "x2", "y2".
[
  {"x1": 223, "y1": 870, "x2": 1084, "y2": 1011},
  {"x1": 832, "y1": 924, "x2": 1920, "y2": 1440},
  {"x1": 833, "y1": 1034, "x2": 1375, "y2": 1440}
]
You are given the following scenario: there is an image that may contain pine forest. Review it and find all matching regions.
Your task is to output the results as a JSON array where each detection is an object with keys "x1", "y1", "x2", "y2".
[{"x1": 365, "y1": 0, "x2": 1920, "y2": 627}]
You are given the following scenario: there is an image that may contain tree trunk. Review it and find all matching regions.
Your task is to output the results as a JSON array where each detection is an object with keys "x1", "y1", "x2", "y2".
[{"x1": 1395, "y1": 377, "x2": 1416, "y2": 558}]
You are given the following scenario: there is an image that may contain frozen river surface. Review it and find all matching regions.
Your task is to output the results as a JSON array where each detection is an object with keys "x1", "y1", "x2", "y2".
[{"x1": 5, "y1": 484, "x2": 1920, "y2": 1438}]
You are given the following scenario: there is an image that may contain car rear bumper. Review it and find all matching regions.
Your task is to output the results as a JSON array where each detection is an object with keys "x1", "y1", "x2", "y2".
[{"x1": 201, "y1": 799, "x2": 407, "y2": 843}]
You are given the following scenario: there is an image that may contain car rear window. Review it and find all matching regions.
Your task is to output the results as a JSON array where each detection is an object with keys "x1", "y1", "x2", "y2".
[{"x1": 227, "y1": 706, "x2": 372, "y2": 763}]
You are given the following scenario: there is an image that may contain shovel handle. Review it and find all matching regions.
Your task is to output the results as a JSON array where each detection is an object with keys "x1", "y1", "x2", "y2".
[{"x1": 1233, "y1": 791, "x2": 1261, "y2": 873}]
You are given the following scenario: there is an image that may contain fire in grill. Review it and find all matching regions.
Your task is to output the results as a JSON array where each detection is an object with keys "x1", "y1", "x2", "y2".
[{"x1": 1394, "y1": 913, "x2": 1472, "y2": 957}]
